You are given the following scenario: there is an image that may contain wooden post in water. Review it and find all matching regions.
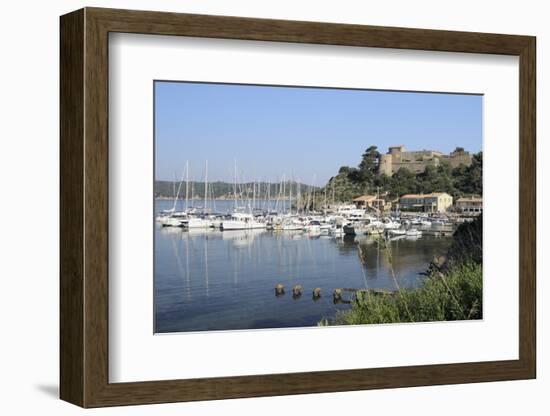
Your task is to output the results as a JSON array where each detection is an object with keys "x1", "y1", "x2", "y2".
[
  {"x1": 312, "y1": 287, "x2": 322, "y2": 301},
  {"x1": 292, "y1": 284, "x2": 302, "y2": 299},
  {"x1": 275, "y1": 283, "x2": 285, "y2": 297}
]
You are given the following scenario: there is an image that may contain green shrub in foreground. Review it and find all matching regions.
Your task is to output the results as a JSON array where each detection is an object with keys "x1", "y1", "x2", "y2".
[{"x1": 324, "y1": 262, "x2": 482, "y2": 326}]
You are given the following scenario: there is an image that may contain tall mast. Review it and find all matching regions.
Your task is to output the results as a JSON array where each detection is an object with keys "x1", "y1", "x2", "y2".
[
  {"x1": 276, "y1": 177, "x2": 282, "y2": 213},
  {"x1": 298, "y1": 181, "x2": 301, "y2": 214},
  {"x1": 377, "y1": 186, "x2": 380, "y2": 220},
  {"x1": 252, "y1": 179, "x2": 256, "y2": 212},
  {"x1": 172, "y1": 172, "x2": 176, "y2": 211},
  {"x1": 288, "y1": 178, "x2": 292, "y2": 215},
  {"x1": 172, "y1": 169, "x2": 185, "y2": 212},
  {"x1": 234, "y1": 159, "x2": 237, "y2": 210},
  {"x1": 204, "y1": 160, "x2": 208, "y2": 212},
  {"x1": 185, "y1": 160, "x2": 189, "y2": 211},
  {"x1": 312, "y1": 175, "x2": 316, "y2": 213},
  {"x1": 282, "y1": 174, "x2": 286, "y2": 214},
  {"x1": 267, "y1": 181, "x2": 270, "y2": 211},
  {"x1": 306, "y1": 185, "x2": 311, "y2": 214},
  {"x1": 324, "y1": 185, "x2": 327, "y2": 215}
]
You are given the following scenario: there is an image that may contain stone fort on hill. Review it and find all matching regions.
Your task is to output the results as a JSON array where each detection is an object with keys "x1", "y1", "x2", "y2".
[{"x1": 378, "y1": 145, "x2": 473, "y2": 176}]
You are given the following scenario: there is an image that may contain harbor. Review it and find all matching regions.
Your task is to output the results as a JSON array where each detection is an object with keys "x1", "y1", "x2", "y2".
[
  {"x1": 154, "y1": 198, "x2": 457, "y2": 332},
  {"x1": 152, "y1": 82, "x2": 483, "y2": 331},
  {"x1": 154, "y1": 161, "x2": 470, "y2": 238}
]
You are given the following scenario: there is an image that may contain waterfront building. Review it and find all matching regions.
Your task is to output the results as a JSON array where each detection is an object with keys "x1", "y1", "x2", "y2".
[
  {"x1": 378, "y1": 145, "x2": 473, "y2": 176},
  {"x1": 352, "y1": 194, "x2": 390, "y2": 212},
  {"x1": 399, "y1": 192, "x2": 453, "y2": 213},
  {"x1": 456, "y1": 195, "x2": 483, "y2": 215},
  {"x1": 352, "y1": 195, "x2": 377, "y2": 208}
]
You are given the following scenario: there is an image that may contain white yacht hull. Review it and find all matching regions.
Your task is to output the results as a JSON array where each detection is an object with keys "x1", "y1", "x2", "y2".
[
  {"x1": 282, "y1": 223, "x2": 304, "y2": 231},
  {"x1": 221, "y1": 221, "x2": 267, "y2": 230},
  {"x1": 209, "y1": 220, "x2": 222, "y2": 228},
  {"x1": 156, "y1": 216, "x2": 169, "y2": 225},
  {"x1": 388, "y1": 229, "x2": 406, "y2": 236},
  {"x1": 182, "y1": 218, "x2": 212, "y2": 229},
  {"x1": 162, "y1": 217, "x2": 184, "y2": 227},
  {"x1": 304, "y1": 225, "x2": 321, "y2": 233}
]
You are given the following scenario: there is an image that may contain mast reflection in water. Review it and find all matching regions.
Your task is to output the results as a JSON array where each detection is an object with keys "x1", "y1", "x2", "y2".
[{"x1": 154, "y1": 202, "x2": 452, "y2": 333}]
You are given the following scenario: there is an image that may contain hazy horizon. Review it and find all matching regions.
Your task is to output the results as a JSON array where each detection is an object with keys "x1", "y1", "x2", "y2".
[
  {"x1": 155, "y1": 176, "x2": 322, "y2": 188},
  {"x1": 155, "y1": 81, "x2": 482, "y2": 185}
]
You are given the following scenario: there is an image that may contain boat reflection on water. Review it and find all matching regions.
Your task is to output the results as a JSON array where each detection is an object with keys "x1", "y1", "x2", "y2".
[
  {"x1": 158, "y1": 225, "x2": 185, "y2": 236},
  {"x1": 186, "y1": 227, "x2": 214, "y2": 238},
  {"x1": 154, "y1": 221, "x2": 453, "y2": 333},
  {"x1": 221, "y1": 228, "x2": 266, "y2": 248}
]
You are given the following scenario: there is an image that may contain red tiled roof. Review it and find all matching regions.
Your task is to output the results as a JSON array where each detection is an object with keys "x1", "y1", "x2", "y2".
[{"x1": 353, "y1": 195, "x2": 377, "y2": 202}]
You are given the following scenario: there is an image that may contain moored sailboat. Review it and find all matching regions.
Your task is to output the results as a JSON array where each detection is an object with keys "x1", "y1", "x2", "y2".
[{"x1": 221, "y1": 212, "x2": 267, "y2": 230}]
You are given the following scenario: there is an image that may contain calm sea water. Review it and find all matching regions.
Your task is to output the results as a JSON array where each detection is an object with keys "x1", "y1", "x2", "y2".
[{"x1": 154, "y1": 199, "x2": 452, "y2": 333}]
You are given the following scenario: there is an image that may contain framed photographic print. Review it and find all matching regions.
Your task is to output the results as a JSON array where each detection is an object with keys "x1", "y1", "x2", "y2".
[{"x1": 60, "y1": 7, "x2": 536, "y2": 407}]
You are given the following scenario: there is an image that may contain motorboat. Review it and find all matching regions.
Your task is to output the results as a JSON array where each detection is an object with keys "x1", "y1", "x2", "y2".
[
  {"x1": 161, "y1": 216, "x2": 185, "y2": 227},
  {"x1": 221, "y1": 212, "x2": 267, "y2": 230},
  {"x1": 303, "y1": 220, "x2": 321, "y2": 234},
  {"x1": 388, "y1": 228, "x2": 406, "y2": 236},
  {"x1": 319, "y1": 224, "x2": 332, "y2": 235},
  {"x1": 281, "y1": 219, "x2": 304, "y2": 231},
  {"x1": 382, "y1": 219, "x2": 401, "y2": 230},
  {"x1": 181, "y1": 216, "x2": 212, "y2": 229},
  {"x1": 158, "y1": 211, "x2": 189, "y2": 227}
]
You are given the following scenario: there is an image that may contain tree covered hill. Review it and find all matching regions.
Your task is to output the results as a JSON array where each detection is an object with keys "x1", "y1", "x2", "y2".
[
  {"x1": 323, "y1": 145, "x2": 482, "y2": 202},
  {"x1": 156, "y1": 146, "x2": 481, "y2": 204}
]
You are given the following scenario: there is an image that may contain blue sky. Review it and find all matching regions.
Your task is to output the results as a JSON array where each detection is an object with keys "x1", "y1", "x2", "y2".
[{"x1": 155, "y1": 81, "x2": 482, "y2": 185}]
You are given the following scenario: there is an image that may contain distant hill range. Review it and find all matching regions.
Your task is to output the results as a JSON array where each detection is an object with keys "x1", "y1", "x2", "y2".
[{"x1": 155, "y1": 180, "x2": 319, "y2": 199}]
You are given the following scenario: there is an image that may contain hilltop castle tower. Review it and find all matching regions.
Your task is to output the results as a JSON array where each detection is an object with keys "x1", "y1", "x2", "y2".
[{"x1": 378, "y1": 145, "x2": 473, "y2": 176}]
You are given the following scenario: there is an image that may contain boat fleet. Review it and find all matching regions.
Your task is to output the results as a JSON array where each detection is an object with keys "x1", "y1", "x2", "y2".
[
  {"x1": 157, "y1": 207, "x2": 347, "y2": 236},
  {"x1": 157, "y1": 201, "x2": 455, "y2": 240},
  {"x1": 338, "y1": 207, "x2": 454, "y2": 239},
  {"x1": 156, "y1": 161, "x2": 455, "y2": 239}
]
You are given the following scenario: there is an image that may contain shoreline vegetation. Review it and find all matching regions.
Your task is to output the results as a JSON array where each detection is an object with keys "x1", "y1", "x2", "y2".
[
  {"x1": 155, "y1": 195, "x2": 293, "y2": 201},
  {"x1": 154, "y1": 145, "x2": 482, "y2": 210},
  {"x1": 154, "y1": 180, "x2": 319, "y2": 200},
  {"x1": 319, "y1": 216, "x2": 483, "y2": 326}
]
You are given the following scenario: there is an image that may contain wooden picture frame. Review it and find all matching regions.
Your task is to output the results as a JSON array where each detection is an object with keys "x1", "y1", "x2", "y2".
[{"x1": 60, "y1": 7, "x2": 536, "y2": 408}]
